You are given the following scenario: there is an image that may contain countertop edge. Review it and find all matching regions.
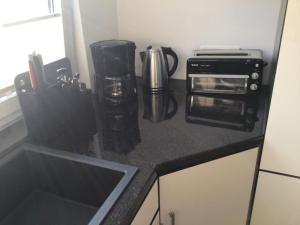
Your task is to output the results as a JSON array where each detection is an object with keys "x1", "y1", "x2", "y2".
[{"x1": 156, "y1": 135, "x2": 264, "y2": 176}]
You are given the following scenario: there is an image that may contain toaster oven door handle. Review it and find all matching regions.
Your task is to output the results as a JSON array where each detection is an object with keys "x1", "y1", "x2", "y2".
[{"x1": 188, "y1": 74, "x2": 250, "y2": 79}]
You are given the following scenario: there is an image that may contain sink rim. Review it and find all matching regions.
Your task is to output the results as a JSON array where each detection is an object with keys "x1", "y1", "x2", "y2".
[{"x1": 10, "y1": 143, "x2": 138, "y2": 225}]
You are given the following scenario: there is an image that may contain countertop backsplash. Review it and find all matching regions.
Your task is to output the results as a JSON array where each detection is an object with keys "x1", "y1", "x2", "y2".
[
  {"x1": 0, "y1": 120, "x2": 27, "y2": 155},
  {"x1": 117, "y1": 0, "x2": 283, "y2": 84}
]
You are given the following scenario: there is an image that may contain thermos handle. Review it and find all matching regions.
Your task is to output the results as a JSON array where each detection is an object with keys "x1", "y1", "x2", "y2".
[
  {"x1": 166, "y1": 94, "x2": 178, "y2": 120},
  {"x1": 162, "y1": 47, "x2": 179, "y2": 77},
  {"x1": 140, "y1": 52, "x2": 146, "y2": 62}
]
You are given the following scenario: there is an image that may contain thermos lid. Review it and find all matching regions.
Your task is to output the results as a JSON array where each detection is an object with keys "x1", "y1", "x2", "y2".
[{"x1": 146, "y1": 45, "x2": 162, "y2": 53}]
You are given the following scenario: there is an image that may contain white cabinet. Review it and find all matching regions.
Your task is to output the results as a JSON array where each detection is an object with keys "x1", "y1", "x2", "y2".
[
  {"x1": 251, "y1": 172, "x2": 300, "y2": 225},
  {"x1": 251, "y1": 1, "x2": 300, "y2": 224},
  {"x1": 261, "y1": 0, "x2": 300, "y2": 177},
  {"x1": 131, "y1": 180, "x2": 159, "y2": 225},
  {"x1": 152, "y1": 212, "x2": 160, "y2": 225},
  {"x1": 159, "y1": 148, "x2": 258, "y2": 225}
]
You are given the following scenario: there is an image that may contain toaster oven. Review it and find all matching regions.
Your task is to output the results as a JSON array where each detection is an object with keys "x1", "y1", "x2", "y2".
[{"x1": 187, "y1": 50, "x2": 264, "y2": 95}]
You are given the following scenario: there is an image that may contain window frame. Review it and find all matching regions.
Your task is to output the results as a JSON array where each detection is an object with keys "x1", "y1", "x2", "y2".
[
  {"x1": 0, "y1": 85, "x2": 15, "y2": 98},
  {"x1": 0, "y1": 0, "x2": 62, "y2": 91},
  {"x1": 0, "y1": 0, "x2": 64, "y2": 130},
  {"x1": 0, "y1": 93, "x2": 23, "y2": 132},
  {"x1": 1, "y1": 0, "x2": 60, "y2": 28}
]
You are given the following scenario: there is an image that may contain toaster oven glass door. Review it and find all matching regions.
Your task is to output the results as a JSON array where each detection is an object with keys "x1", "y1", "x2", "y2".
[{"x1": 190, "y1": 74, "x2": 249, "y2": 94}]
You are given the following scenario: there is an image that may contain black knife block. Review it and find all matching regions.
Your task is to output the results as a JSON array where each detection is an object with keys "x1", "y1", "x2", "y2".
[{"x1": 14, "y1": 58, "x2": 96, "y2": 152}]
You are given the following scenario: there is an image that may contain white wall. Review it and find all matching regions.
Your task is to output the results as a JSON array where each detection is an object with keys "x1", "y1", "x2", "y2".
[
  {"x1": 61, "y1": 0, "x2": 78, "y2": 75},
  {"x1": 79, "y1": 0, "x2": 118, "y2": 90},
  {"x1": 63, "y1": 0, "x2": 118, "y2": 89},
  {"x1": 117, "y1": 0, "x2": 282, "y2": 83},
  {"x1": 70, "y1": 0, "x2": 91, "y2": 87}
]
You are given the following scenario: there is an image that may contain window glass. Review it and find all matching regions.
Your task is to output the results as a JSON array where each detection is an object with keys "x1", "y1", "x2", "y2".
[
  {"x1": 0, "y1": 0, "x2": 64, "y2": 90},
  {"x1": 0, "y1": 0, "x2": 53, "y2": 25}
]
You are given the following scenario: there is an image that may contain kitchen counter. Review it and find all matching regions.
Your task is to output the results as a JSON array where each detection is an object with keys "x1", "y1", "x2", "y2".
[{"x1": 22, "y1": 79, "x2": 270, "y2": 225}]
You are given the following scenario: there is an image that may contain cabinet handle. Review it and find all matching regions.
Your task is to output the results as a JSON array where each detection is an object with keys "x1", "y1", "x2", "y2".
[{"x1": 169, "y1": 211, "x2": 175, "y2": 225}]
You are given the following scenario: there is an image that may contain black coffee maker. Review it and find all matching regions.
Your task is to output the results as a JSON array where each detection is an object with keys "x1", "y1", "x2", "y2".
[
  {"x1": 90, "y1": 40, "x2": 137, "y2": 105},
  {"x1": 91, "y1": 40, "x2": 140, "y2": 153},
  {"x1": 100, "y1": 96, "x2": 141, "y2": 153}
]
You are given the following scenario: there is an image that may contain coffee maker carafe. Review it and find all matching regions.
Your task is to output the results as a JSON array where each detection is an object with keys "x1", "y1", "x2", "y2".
[{"x1": 91, "y1": 40, "x2": 137, "y2": 104}]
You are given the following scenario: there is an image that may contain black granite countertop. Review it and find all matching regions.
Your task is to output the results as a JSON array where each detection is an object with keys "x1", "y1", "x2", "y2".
[{"x1": 21, "y1": 79, "x2": 270, "y2": 225}]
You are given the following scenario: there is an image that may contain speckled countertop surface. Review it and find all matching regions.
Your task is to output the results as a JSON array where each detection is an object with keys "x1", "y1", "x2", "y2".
[{"x1": 20, "y1": 79, "x2": 270, "y2": 225}]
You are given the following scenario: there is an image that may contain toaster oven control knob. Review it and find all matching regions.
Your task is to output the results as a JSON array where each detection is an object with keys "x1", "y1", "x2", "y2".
[
  {"x1": 251, "y1": 72, "x2": 260, "y2": 80},
  {"x1": 250, "y1": 84, "x2": 258, "y2": 91}
]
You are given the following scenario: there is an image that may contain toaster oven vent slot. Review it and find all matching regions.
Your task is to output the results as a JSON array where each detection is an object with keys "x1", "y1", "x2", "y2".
[{"x1": 195, "y1": 53, "x2": 249, "y2": 56}]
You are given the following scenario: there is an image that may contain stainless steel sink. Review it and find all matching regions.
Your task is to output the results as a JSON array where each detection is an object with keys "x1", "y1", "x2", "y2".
[{"x1": 0, "y1": 144, "x2": 137, "y2": 225}]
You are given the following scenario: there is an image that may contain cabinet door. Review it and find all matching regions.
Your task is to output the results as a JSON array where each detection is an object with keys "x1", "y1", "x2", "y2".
[
  {"x1": 251, "y1": 172, "x2": 300, "y2": 225},
  {"x1": 151, "y1": 212, "x2": 160, "y2": 225},
  {"x1": 160, "y1": 148, "x2": 258, "y2": 225},
  {"x1": 261, "y1": 0, "x2": 300, "y2": 176},
  {"x1": 131, "y1": 180, "x2": 159, "y2": 225}
]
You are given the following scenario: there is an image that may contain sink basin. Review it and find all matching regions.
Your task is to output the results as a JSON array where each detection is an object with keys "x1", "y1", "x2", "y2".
[{"x1": 0, "y1": 144, "x2": 137, "y2": 225}]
